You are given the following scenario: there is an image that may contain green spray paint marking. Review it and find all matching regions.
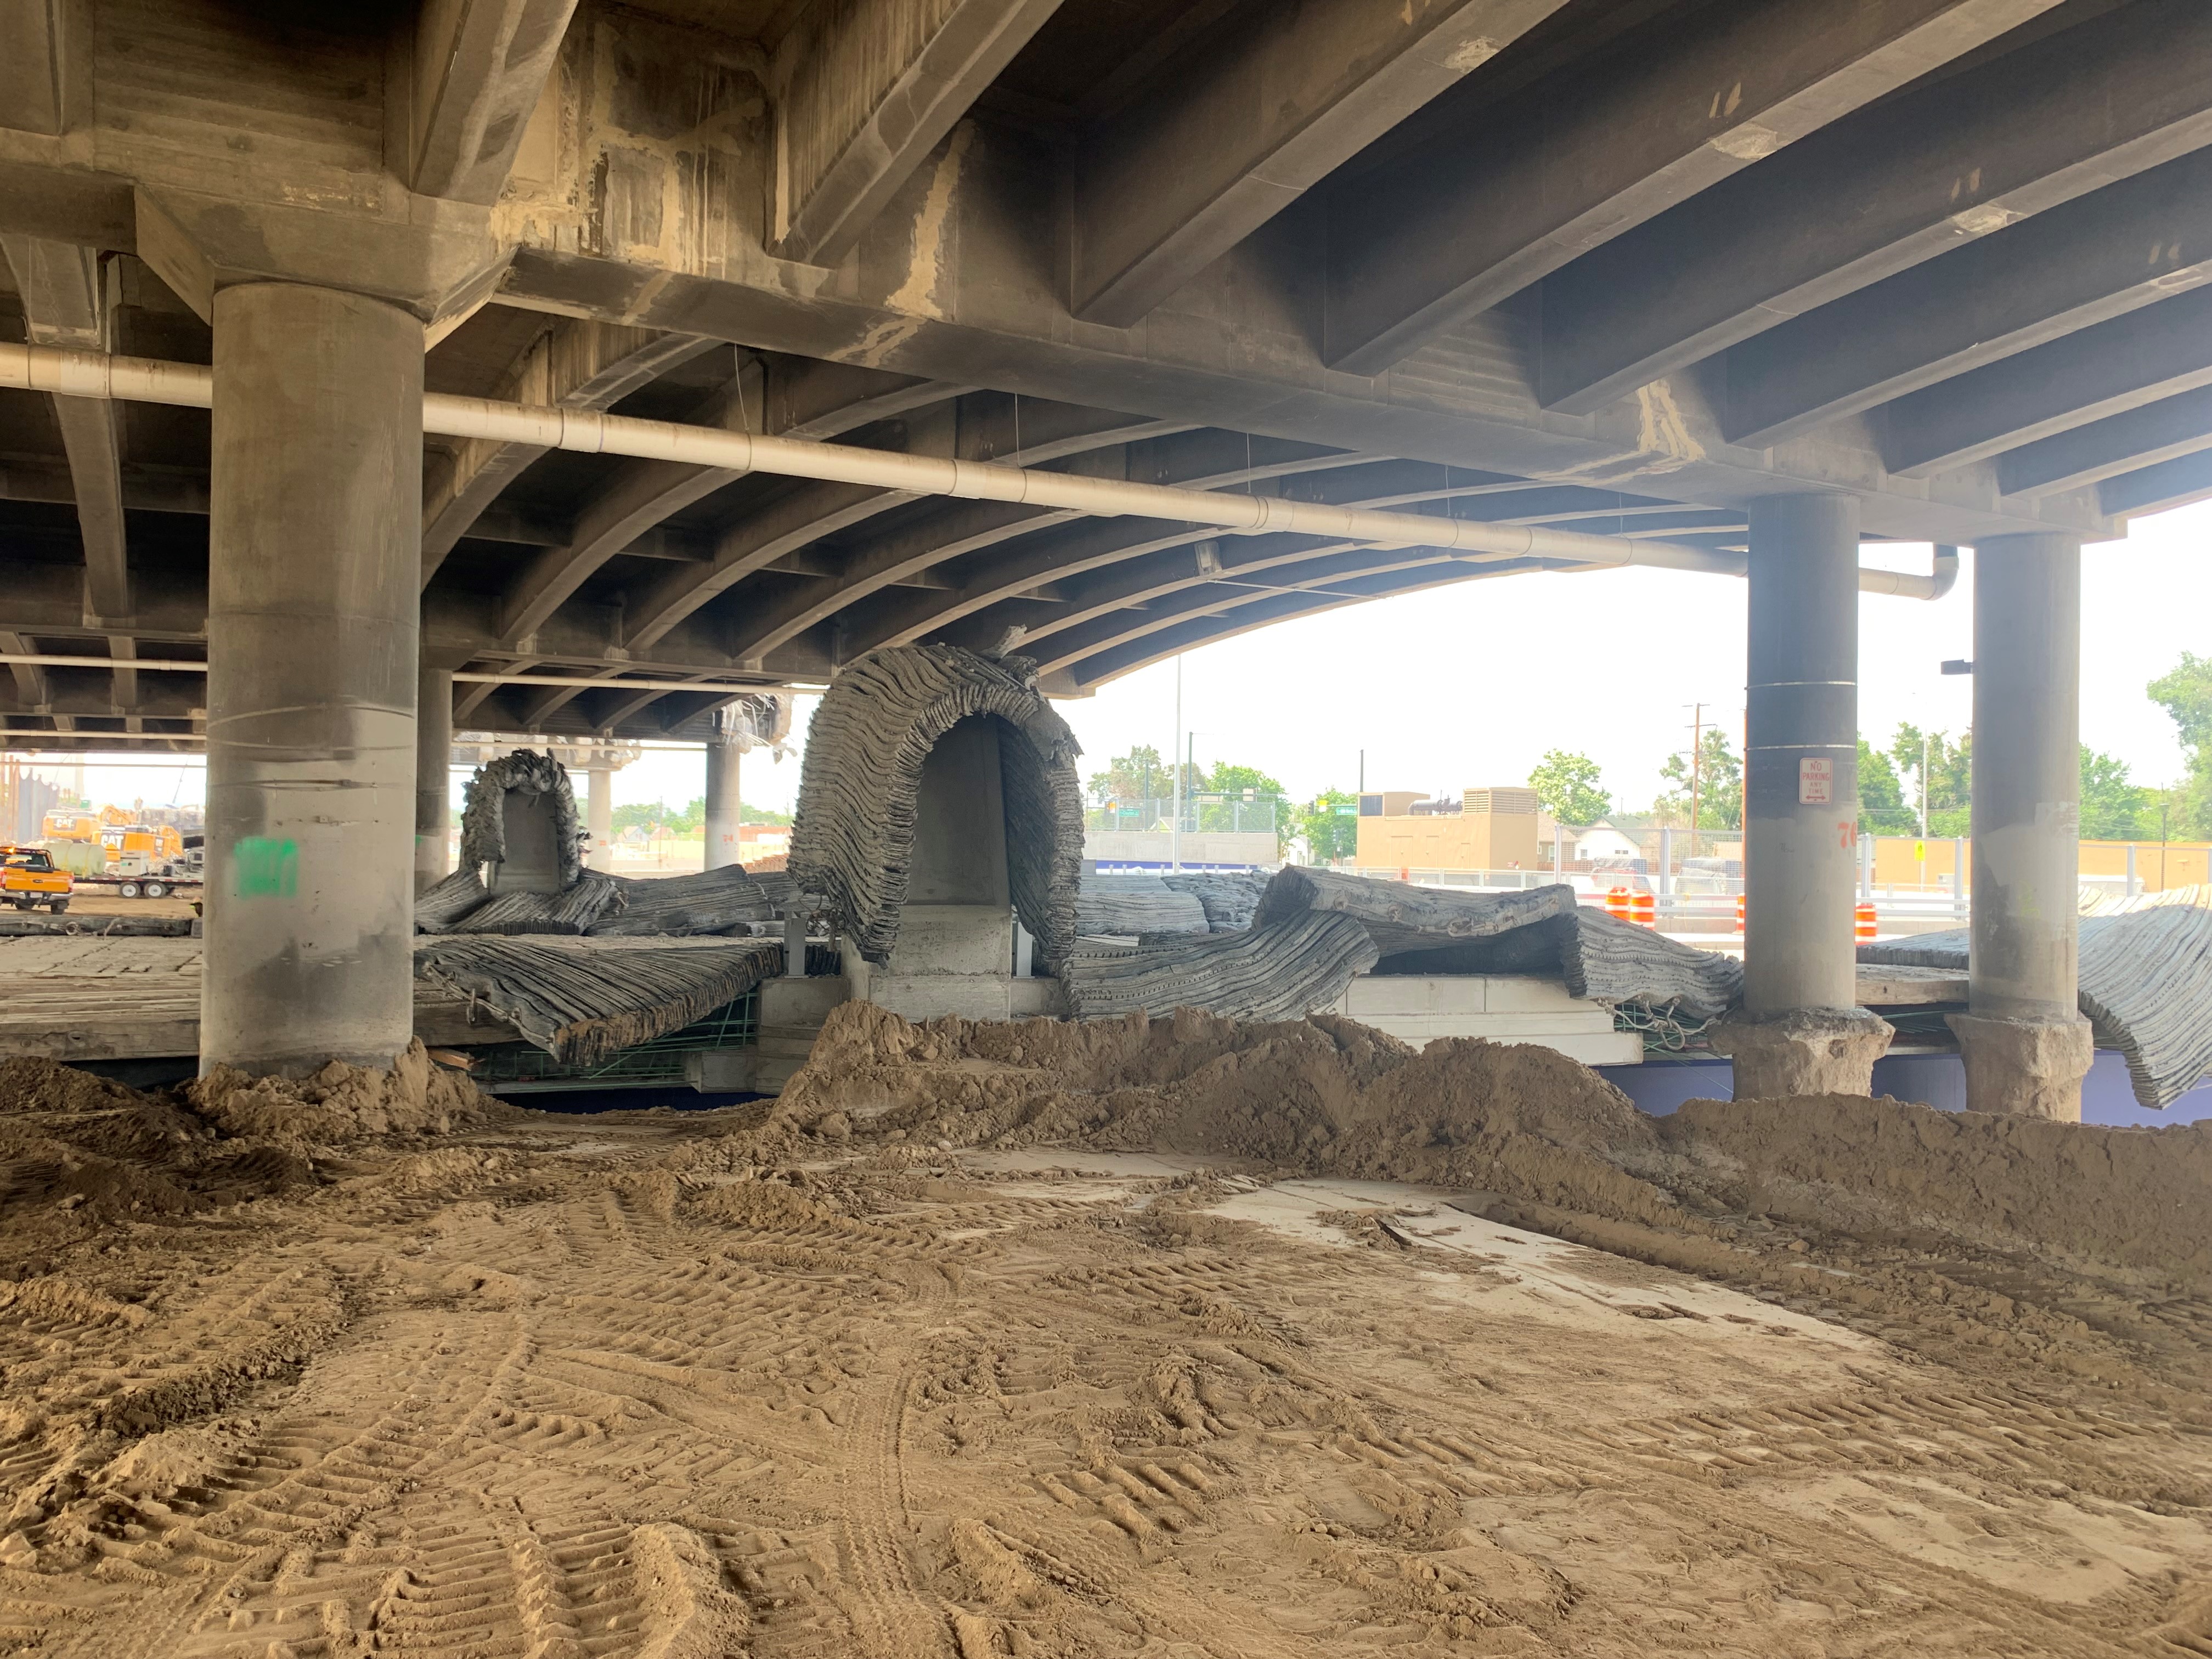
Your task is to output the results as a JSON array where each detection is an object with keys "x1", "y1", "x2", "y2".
[{"x1": 234, "y1": 837, "x2": 298, "y2": 898}]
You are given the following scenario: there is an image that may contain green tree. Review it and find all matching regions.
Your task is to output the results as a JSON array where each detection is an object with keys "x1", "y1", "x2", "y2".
[
  {"x1": 1890, "y1": 724, "x2": 1972, "y2": 836},
  {"x1": 1656, "y1": 729, "x2": 1742, "y2": 830},
  {"x1": 2079, "y1": 746, "x2": 2156, "y2": 840},
  {"x1": 1527, "y1": 749, "x2": 1610, "y2": 826},
  {"x1": 2149, "y1": 653, "x2": 2212, "y2": 837},
  {"x1": 1858, "y1": 738, "x2": 1913, "y2": 833},
  {"x1": 1295, "y1": 789, "x2": 1361, "y2": 864},
  {"x1": 1197, "y1": 761, "x2": 1287, "y2": 847},
  {"x1": 1086, "y1": 746, "x2": 1166, "y2": 807}
]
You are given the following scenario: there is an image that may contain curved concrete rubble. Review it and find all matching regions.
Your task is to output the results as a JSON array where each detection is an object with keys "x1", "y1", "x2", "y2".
[
  {"x1": 458, "y1": 750, "x2": 583, "y2": 891},
  {"x1": 413, "y1": 936, "x2": 784, "y2": 1065},
  {"x1": 1862, "y1": 902, "x2": 2212, "y2": 1108},
  {"x1": 787, "y1": 645, "x2": 1085, "y2": 971},
  {"x1": 1075, "y1": 881, "x2": 1210, "y2": 939},
  {"x1": 1063, "y1": 910, "x2": 1380, "y2": 1021},
  {"x1": 1065, "y1": 870, "x2": 1741, "y2": 1025}
]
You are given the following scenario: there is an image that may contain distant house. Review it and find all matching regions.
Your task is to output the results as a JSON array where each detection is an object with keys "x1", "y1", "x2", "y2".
[{"x1": 1568, "y1": 820, "x2": 1642, "y2": 862}]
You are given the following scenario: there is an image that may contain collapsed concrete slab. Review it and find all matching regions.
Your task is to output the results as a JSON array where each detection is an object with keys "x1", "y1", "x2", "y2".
[
  {"x1": 1063, "y1": 910, "x2": 1380, "y2": 1021},
  {"x1": 414, "y1": 936, "x2": 785, "y2": 1065},
  {"x1": 1863, "y1": 901, "x2": 2212, "y2": 1108}
]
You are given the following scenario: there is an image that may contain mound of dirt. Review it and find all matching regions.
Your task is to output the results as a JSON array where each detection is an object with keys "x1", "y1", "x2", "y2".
[
  {"x1": 0, "y1": 1044, "x2": 512, "y2": 1229},
  {"x1": 783, "y1": 1004, "x2": 2212, "y2": 1283},
  {"x1": 189, "y1": 1038, "x2": 515, "y2": 1148},
  {"x1": 1662, "y1": 1092, "x2": 2212, "y2": 1283},
  {"x1": 782, "y1": 1003, "x2": 1685, "y2": 1228}
]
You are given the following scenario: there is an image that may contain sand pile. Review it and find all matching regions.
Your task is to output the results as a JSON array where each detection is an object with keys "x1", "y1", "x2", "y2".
[
  {"x1": 0, "y1": 1020, "x2": 2207, "y2": 1655},
  {"x1": 0, "y1": 1042, "x2": 511, "y2": 1228},
  {"x1": 782, "y1": 1003, "x2": 2212, "y2": 1286},
  {"x1": 189, "y1": 1037, "x2": 511, "y2": 1147},
  {"x1": 1660, "y1": 1093, "x2": 2212, "y2": 1283}
]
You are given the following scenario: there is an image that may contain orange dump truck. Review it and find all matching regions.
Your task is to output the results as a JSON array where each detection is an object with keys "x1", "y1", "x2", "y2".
[{"x1": 0, "y1": 846, "x2": 71, "y2": 913}]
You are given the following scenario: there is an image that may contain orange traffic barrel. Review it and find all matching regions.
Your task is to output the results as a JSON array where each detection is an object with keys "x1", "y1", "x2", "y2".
[
  {"x1": 1399, "y1": 865, "x2": 1410, "y2": 882},
  {"x1": 1734, "y1": 893, "x2": 1746, "y2": 933},
  {"x1": 1855, "y1": 900, "x2": 1878, "y2": 941},
  {"x1": 1605, "y1": 885, "x2": 1633, "y2": 921},
  {"x1": 1629, "y1": 890, "x2": 1656, "y2": 928}
]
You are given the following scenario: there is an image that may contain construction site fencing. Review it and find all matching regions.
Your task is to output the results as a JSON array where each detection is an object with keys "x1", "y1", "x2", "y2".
[{"x1": 1087, "y1": 794, "x2": 1282, "y2": 836}]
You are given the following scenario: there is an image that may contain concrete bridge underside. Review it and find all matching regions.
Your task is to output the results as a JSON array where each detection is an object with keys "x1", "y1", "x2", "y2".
[{"x1": 0, "y1": 0, "x2": 2173, "y2": 1108}]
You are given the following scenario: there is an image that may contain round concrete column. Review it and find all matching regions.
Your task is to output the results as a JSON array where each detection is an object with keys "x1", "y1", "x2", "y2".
[
  {"x1": 202, "y1": 283, "x2": 422, "y2": 1075},
  {"x1": 414, "y1": 663, "x2": 453, "y2": 892},
  {"x1": 704, "y1": 735, "x2": 742, "y2": 869},
  {"x1": 1951, "y1": 534, "x2": 2092, "y2": 1119},
  {"x1": 1712, "y1": 493, "x2": 1891, "y2": 1097},
  {"x1": 586, "y1": 765, "x2": 613, "y2": 864}
]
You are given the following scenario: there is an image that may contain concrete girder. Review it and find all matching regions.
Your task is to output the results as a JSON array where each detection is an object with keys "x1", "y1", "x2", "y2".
[
  {"x1": 1537, "y1": 0, "x2": 2212, "y2": 414},
  {"x1": 771, "y1": 0, "x2": 1064, "y2": 266},
  {"x1": 0, "y1": 1, "x2": 82, "y2": 139},
  {"x1": 401, "y1": 0, "x2": 581, "y2": 206},
  {"x1": 421, "y1": 320, "x2": 723, "y2": 584},
  {"x1": 1996, "y1": 386, "x2": 2212, "y2": 500},
  {"x1": 0, "y1": 455, "x2": 208, "y2": 518},
  {"x1": 495, "y1": 366, "x2": 768, "y2": 648},
  {"x1": 894, "y1": 467, "x2": 1669, "y2": 657},
  {"x1": 1070, "y1": 0, "x2": 1566, "y2": 328},
  {"x1": 1048, "y1": 555, "x2": 1559, "y2": 692},
  {"x1": 719, "y1": 409, "x2": 1188, "y2": 665},
  {"x1": 835, "y1": 437, "x2": 1375, "y2": 655},
  {"x1": 1724, "y1": 146, "x2": 2212, "y2": 448},
  {"x1": 2098, "y1": 449, "x2": 2212, "y2": 520},
  {"x1": 1878, "y1": 285, "x2": 2212, "y2": 480},
  {"x1": 1317, "y1": 0, "x2": 2059, "y2": 377},
  {"x1": 495, "y1": 236, "x2": 2104, "y2": 545},
  {"x1": 0, "y1": 236, "x2": 128, "y2": 624}
]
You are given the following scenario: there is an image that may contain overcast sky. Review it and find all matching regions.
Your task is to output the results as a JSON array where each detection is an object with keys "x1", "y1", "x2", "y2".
[{"x1": 32, "y1": 498, "x2": 2210, "y2": 822}]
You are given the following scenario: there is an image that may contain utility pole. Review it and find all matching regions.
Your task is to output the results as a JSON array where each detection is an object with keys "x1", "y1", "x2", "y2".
[
  {"x1": 1170, "y1": 654, "x2": 1183, "y2": 873},
  {"x1": 1688, "y1": 702, "x2": 1704, "y2": 859}
]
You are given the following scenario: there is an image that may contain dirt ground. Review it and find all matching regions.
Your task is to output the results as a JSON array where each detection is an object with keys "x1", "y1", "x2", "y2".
[{"x1": 0, "y1": 1012, "x2": 2208, "y2": 1656}]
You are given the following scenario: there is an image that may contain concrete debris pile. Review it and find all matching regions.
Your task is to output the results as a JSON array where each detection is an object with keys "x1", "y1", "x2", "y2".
[
  {"x1": 1065, "y1": 868, "x2": 1740, "y2": 1024},
  {"x1": 414, "y1": 937, "x2": 784, "y2": 1064},
  {"x1": 1376, "y1": 904, "x2": 1743, "y2": 1020},
  {"x1": 1163, "y1": 870, "x2": 1270, "y2": 930},
  {"x1": 1074, "y1": 877, "x2": 1210, "y2": 939},
  {"x1": 415, "y1": 864, "x2": 789, "y2": 937},
  {"x1": 788, "y1": 645, "x2": 1084, "y2": 970},
  {"x1": 1254, "y1": 866, "x2": 1573, "y2": 956},
  {"x1": 1863, "y1": 902, "x2": 2212, "y2": 1107},
  {"x1": 458, "y1": 750, "x2": 583, "y2": 890},
  {"x1": 449, "y1": 872, "x2": 628, "y2": 935},
  {"x1": 1063, "y1": 910, "x2": 1380, "y2": 1022},
  {"x1": 586, "y1": 865, "x2": 781, "y2": 935}
]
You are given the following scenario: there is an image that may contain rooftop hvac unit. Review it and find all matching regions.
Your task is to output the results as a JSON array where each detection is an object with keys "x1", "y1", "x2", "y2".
[{"x1": 1464, "y1": 787, "x2": 1539, "y2": 815}]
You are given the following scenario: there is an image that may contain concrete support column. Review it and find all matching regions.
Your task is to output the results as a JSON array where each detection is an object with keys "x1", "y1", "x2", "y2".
[
  {"x1": 1949, "y1": 534, "x2": 2093, "y2": 1120},
  {"x1": 704, "y1": 734, "x2": 742, "y2": 869},
  {"x1": 586, "y1": 765, "x2": 613, "y2": 866},
  {"x1": 202, "y1": 283, "x2": 422, "y2": 1075},
  {"x1": 1710, "y1": 494, "x2": 1891, "y2": 1098},
  {"x1": 414, "y1": 663, "x2": 453, "y2": 892}
]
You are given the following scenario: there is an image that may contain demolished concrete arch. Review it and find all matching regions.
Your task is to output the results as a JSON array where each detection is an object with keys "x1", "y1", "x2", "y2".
[
  {"x1": 788, "y1": 645, "x2": 1084, "y2": 972},
  {"x1": 458, "y1": 751, "x2": 584, "y2": 894}
]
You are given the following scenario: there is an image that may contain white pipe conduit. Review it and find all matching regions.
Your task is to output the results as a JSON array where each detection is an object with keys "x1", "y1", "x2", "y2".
[
  {"x1": 0, "y1": 653, "x2": 804, "y2": 696},
  {"x1": 1, "y1": 340, "x2": 1957, "y2": 599}
]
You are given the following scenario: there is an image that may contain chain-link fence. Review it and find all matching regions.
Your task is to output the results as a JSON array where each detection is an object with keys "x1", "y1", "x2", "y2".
[{"x1": 1087, "y1": 793, "x2": 1281, "y2": 836}]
